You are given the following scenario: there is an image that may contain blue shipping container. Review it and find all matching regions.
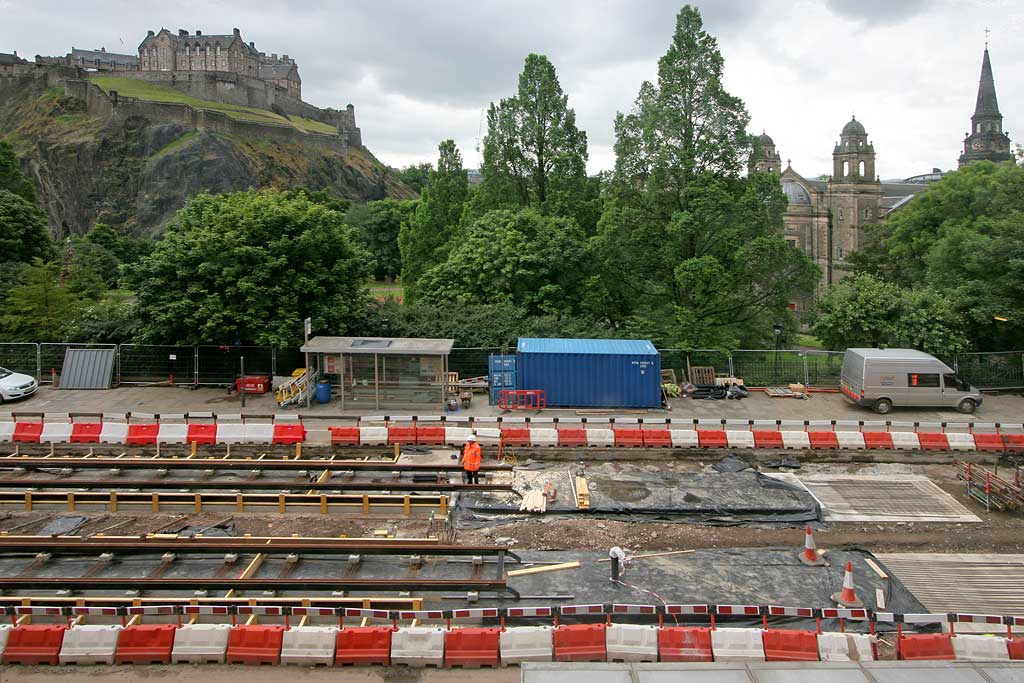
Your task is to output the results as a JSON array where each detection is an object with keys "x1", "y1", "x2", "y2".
[
  {"x1": 488, "y1": 354, "x2": 517, "y2": 406},
  {"x1": 516, "y1": 338, "x2": 661, "y2": 408}
]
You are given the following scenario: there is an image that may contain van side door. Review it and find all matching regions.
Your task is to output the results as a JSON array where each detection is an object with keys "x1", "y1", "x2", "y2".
[
  {"x1": 943, "y1": 373, "x2": 970, "y2": 403},
  {"x1": 907, "y1": 371, "x2": 942, "y2": 406}
]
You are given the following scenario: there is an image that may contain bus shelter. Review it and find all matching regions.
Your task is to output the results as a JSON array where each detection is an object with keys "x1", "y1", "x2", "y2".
[{"x1": 299, "y1": 337, "x2": 455, "y2": 411}]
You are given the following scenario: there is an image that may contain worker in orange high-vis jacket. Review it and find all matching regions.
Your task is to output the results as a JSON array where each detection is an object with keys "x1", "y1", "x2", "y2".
[{"x1": 461, "y1": 434, "x2": 482, "y2": 485}]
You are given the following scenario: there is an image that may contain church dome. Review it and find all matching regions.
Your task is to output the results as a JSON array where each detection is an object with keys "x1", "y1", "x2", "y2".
[
  {"x1": 781, "y1": 179, "x2": 811, "y2": 205},
  {"x1": 757, "y1": 131, "x2": 774, "y2": 146},
  {"x1": 842, "y1": 116, "x2": 866, "y2": 136}
]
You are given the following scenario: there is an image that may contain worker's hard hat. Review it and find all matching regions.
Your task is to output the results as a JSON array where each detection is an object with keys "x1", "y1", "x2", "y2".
[{"x1": 466, "y1": 434, "x2": 477, "y2": 442}]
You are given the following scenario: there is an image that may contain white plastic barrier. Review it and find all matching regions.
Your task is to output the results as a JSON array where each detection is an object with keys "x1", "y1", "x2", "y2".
[
  {"x1": 0, "y1": 422, "x2": 13, "y2": 442},
  {"x1": 605, "y1": 624, "x2": 658, "y2": 663},
  {"x1": 586, "y1": 429, "x2": 615, "y2": 447},
  {"x1": 157, "y1": 424, "x2": 188, "y2": 445},
  {"x1": 946, "y1": 433, "x2": 977, "y2": 451},
  {"x1": 40, "y1": 422, "x2": 74, "y2": 444},
  {"x1": 891, "y1": 432, "x2": 921, "y2": 450},
  {"x1": 710, "y1": 628, "x2": 765, "y2": 662},
  {"x1": 215, "y1": 423, "x2": 246, "y2": 444},
  {"x1": 499, "y1": 625, "x2": 553, "y2": 665},
  {"x1": 670, "y1": 430, "x2": 700, "y2": 448},
  {"x1": 445, "y1": 427, "x2": 473, "y2": 445},
  {"x1": 817, "y1": 632, "x2": 875, "y2": 662},
  {"x1": 726, "y1": 431, "x2": 755, "y2": 449},
  {"x1": 836, "y1": 432, "x2": 866, "y2": 450},
  {"x1": 171, "y1": 623, "x2": 232, "y2": 664},
  {"x1": 243, "y1": 424, "x2": 274, "y2": 444},
  {"x1": 59, "y1": 624, "x2": 123, "y2": 665},
  {"x1": 358, "y1": 426, "x2": 388, "y2": 446},
  {"x1": 390, "y1": 626, "x2": 445, "y2": 666},
  {"x1": 530, "y1": 428, "x2": 559, "y2": 447},
  {"x1": 99, "y1": 422, "x2": 129, "y2": 444},
  {"x1": 474, "y1": 427, "x2": 502, "y2": 445},
  {"x1": 781, "y1": 431, "x2": 811, "y2": 450},
  {"x1": 952, "y1": 634, "x2": 1009, "y2": 661},
  {"x1": 0, "y1": 624, "x2": 11, "y2": 655},
  {"x1": 280, "y1": 626, "x2": 338, "y2": 666}
]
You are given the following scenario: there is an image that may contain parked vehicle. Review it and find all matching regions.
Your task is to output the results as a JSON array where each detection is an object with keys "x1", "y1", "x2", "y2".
[
  {"x1": 0, "y1": 367, "x2": 38, "y2": 403},
  {"x1": 839, "y1": 348, "x2": 983, "y2": 415}
]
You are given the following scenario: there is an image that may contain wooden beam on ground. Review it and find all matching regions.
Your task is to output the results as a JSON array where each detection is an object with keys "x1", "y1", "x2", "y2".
[{"x1": 507, "y1": 561, "x2": 580, "y2": 577}]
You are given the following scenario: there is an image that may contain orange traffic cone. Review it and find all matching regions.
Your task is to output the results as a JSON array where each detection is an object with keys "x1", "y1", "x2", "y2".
[
  {"x1": 831, "y1": 561, "x2": 863, "y2": 608},
  {"x1": 798, "y1": 525, "x2": 826, "y2": 566}
]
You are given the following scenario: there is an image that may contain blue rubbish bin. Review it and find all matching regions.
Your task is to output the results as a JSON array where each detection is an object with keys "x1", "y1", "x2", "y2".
[{"x1": 315, "y1": 380, "x2": 331, "y2": 404}]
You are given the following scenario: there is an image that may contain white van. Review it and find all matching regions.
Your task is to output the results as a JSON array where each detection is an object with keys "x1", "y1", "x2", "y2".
[{"x1": 839, "y1": 348, "x2": 983, "y2": 415}]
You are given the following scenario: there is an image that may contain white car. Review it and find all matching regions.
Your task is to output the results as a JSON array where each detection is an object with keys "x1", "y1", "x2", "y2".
[{"x1": 0, "y1": 367, "x2": 38, "y2": 403}]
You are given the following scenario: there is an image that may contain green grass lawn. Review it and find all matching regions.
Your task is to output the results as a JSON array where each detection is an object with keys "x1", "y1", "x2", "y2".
[
  {"x1": 370, "y1": 280, "x2": 405, "y2": 302},
  {"x1": 90, "y1": 77, "x2": 336, "y2": 134}
]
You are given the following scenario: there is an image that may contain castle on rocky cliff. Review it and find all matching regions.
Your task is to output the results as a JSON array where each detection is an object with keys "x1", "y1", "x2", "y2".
[{"x1": 138, "y1": 28, "x2": 301, "y2": 100}]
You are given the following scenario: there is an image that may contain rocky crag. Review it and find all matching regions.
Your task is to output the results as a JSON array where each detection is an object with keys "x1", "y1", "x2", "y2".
[{"x1": 0, "y1": 67, "x2": 411, "y2": 237}]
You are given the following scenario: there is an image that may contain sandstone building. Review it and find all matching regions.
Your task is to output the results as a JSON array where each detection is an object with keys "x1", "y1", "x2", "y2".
[{"x1": 138, "y1": 28, "x2": 301, "y2": 99}]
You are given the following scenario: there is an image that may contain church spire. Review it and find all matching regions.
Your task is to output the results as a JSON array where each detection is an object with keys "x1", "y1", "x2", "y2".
[
  {"x1": 973, "y1": 47, "x2": 1000, "y2": 117},
  {"x1": 958, "y1": 45, "x2": 1012, "y2": 168}
]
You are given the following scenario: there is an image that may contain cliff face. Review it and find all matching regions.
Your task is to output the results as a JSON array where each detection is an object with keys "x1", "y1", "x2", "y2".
[{"x1": 0, "y1": 72, "x2": 411, "y2": 237}]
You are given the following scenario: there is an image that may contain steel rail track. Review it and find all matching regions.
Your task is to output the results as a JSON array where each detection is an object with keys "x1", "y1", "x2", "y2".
[
  {"x1": 0, "y1": 478, "x2": 514, "y2": 493},
  {"x1": 0, "y1": 577, "x2": 516, "y2": 594},
  {"x1": 0, "y1": 456, "x2": 511, "y2": 472}
]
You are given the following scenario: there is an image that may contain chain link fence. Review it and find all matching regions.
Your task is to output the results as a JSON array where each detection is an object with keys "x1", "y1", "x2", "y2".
[{"x1": 4, "y1": 342, "x2": 1024, "y2": 390}]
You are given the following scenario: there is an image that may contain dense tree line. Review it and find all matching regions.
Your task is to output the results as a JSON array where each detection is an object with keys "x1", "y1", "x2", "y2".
[{"x1": 9, "y1": 4, "x2": 1017, "y2": 355}]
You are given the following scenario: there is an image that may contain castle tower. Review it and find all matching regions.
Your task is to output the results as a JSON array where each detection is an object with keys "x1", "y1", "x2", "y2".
[
  {"x1": 827, "y1": 116, "x2": 881, "y2": 281},
  {"x1": 750, "y1": 131, "x2": 783, "y2": 174},
  {"x1": 958, "y1": 46, "x2": 1013, "y2": 167}
]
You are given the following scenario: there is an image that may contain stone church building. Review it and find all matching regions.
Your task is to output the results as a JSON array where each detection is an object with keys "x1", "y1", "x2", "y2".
[{"x1": 752, "y1": 47, "x2": 1013, "y2": 295}]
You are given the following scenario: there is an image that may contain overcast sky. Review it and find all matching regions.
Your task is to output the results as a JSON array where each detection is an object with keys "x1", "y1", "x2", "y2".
[{"x1": 2, "y1": 0, "x2": 1021, "y2": 179}]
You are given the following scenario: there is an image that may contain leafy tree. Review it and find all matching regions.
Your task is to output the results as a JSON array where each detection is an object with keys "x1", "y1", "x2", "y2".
[
  {"x1": 398, "y1": 140, "x2": 469, "y2": 293},
  {"x1": 473, "y1": 54, "x2": 593, "y2": 229},
  {"x1": 64, "y1": 291, "x2": 140, "y2": 344},
  {"x1": 126, "y1": 189, "x2": 374, "y2": 346},
  {"x1": 592, "y1": 6, "x2": 816, "y2": 348},
  {"x1": 812, "y1": 274, "x2": 969, "y2": 357},
  {"x1": 392, "y1": 163, "x2": 432, "y2": 194},
  {"x1": 284, "y1": 188, "x2": 352, "y2": 214},
  {"x1": 0, "y1": 140, "x2": 37, "y2": 204},
  {"x1": 0, "y1": 189, "x2": 54, "y2": 264},
  {"x1": 415, "y1": 209, "x2": 590, "y2": 316},
  {"x1": 850, "y1": 162, "x2": 1024, "y2": 349},
  {"x1": 1, "y1": 259, "x2": 80, "y2": 341},
  {"x1": 344, "y1": 198, "x2": 416, "y2": 281},
  {"x1": 613, "y1": 5, "x2": 751, "y2": 200}
]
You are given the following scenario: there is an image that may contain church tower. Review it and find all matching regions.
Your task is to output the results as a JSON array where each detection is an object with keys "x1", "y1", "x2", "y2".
[
  {"x1": 827, "y1": 116, "x2": 881, "y2": 282},
  {"x1": 958, "y1": 46, "x2": 1012, "y2": 167},
  {"x1": 750, "y1": 131, "x2": 783, "y2": 174}
]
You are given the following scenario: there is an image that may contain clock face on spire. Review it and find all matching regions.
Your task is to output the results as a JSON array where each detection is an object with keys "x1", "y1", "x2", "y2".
[{"x1": 971, "y1": 139, "x2": 984, "y2": 151}]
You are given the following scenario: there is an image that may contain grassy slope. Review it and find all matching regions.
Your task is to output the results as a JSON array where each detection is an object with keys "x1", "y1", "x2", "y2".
[{"x1": 90, "y1": 77, "x2": 336, "y2": 134}]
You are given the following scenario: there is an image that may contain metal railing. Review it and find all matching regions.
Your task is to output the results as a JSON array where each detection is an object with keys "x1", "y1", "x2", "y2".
[{"x1": 2, "y1": 343, "x2": 1024, "y2": 390}]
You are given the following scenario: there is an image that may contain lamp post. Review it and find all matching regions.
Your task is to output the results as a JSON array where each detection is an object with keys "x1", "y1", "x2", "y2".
[{"x1": 773, "y1": 324, "x2": 783, "y2": 383}]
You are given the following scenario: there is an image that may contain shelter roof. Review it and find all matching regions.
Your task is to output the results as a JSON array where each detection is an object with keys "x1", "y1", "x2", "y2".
[{"x1": 301, "y1": 336, "x2": 455, "y2": 356}]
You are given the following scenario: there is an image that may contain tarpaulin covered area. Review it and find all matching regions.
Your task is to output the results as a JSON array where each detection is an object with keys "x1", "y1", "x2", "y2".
[
  {"x1": 498, "y1": 547, "x2": 924, "y2": 631},
  {"x1": 456, "y1": 465, "x2": 821, "y2": 526}
]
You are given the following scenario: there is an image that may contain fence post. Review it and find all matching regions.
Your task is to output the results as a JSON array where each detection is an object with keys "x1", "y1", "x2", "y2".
[
  {"x1": 193, "y1": 346, "x2": 199, "y2": 387},
  {"x1": 271, "y1": 348, "x2": 277, "y2": 378},
  {"x1": 35, "y1": 344, "x2": 41, "y2": 380},
  {"x1": 728, "y1": 354, "x2": 735, "y2": 378},
  {"x1": 116, "y1": 345, "x2": 121, "y2": 387},
  {"x1": 803, "y1": 354, "x2": 810, "y2": 387}
]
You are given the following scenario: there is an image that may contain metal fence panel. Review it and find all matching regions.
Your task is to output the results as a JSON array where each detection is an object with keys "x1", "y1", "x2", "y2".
[
  {"x1": 954, "y1": 351, "x2": 1024, "y2": 390},
  {"x1": 0, "y1": 343, "x2": 39, "y2": 377},
  {"x1": 275, "y1": 347, "x2": 305, "y2": 378},
  {"x1": 730, "y1": 350, "x2": 808, "y2": 387},
  {"x1": 686, "y1": 350, "x2": 733, "y2": 382},
  {"x1": 196, "y1": 345, "x2": 274, "y2": 385},
  {"x1": 118, "y1": 345, "x2": 197, "y2": 385},
  {"x1": 805, "y1": 351, "x2": 845, "y2": 388},
  {"x1": 39, "y1": 343, "x2": 117, "y2": 385},
  {"x1": 449, "y1": 347, "x2": 503, "y2": 380}
]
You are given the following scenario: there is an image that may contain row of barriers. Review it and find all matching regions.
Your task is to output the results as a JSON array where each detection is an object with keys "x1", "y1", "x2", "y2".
[
  {"x1": 4, "y1": 412, "x2": 1024, "y2": 454},
  {"x1": 2, "y1": 603, "x2": 1023, "y2": 666}
]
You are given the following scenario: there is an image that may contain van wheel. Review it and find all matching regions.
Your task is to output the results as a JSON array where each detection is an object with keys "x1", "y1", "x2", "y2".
[
  {"x1": 957, "y1": 398, "x2": 977, "y2": 414},
  {"x1": 873, "y1": 398, "x2": 892, "y2": 415}
]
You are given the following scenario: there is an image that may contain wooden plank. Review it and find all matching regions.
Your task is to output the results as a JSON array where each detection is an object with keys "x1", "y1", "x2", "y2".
[
  {"x1": 598, "y1": 549, "x2": 695, "y2": 563},
  {"x1": 575, "y1": 476, "x2": 590, "y2": 511},
  {"x1": 507, "y1": 561, "x2": 580, "y2": 578},
  {"x1": 865, "y1": 557, "x2": 889, "y2": 579}
]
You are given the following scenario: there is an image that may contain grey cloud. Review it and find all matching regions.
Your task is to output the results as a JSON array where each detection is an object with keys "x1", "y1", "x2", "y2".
[{"x1": 825, "y1": 0, "x2": 931, "y2": 24}]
